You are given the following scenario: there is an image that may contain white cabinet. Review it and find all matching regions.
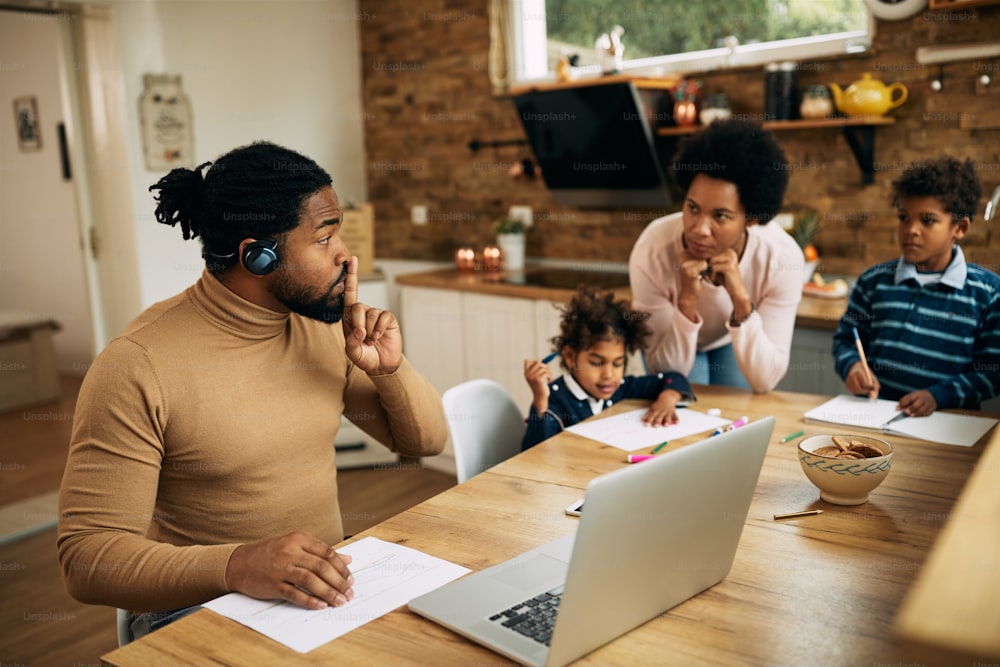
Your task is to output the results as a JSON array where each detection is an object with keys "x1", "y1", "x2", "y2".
[
  {"x1": 400, "y1": 288, "x2": 537, "y2": 406},
  {"x1": 399, "y1": 286, "x2": 465, "y2": 396},
  {"x1": 776, "y1": 326, "x2": 843, "y2": 396},
  {"x1": 461, "y1": 293, "x2": 537, "y2": 410},
  {"x1": 400, "y1": 287, "x2": 572, "y2": 475},
  {"x1": 399, "y1": 286, "x2": 465, "y2": 472},
  {"x1": 533, "y1": 299, "x2": 564, "y2": 367}
]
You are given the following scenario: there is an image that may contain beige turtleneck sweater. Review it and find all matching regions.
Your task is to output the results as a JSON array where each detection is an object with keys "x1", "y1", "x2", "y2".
[{"x1": 57, "y1": 271, "x2": 448, "y2": 612}]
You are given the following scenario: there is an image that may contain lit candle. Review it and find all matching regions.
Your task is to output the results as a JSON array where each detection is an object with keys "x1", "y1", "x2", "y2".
[
  {"x1": 481, "y1": 245, "x2": 502, "y2": 272},
  {"x1": 454, "y1": 247, "x2": 476, "y2": 272}
]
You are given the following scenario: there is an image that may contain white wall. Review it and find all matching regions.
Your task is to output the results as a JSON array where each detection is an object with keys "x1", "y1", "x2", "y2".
[{"x1": 100, "y1": 0, "x2": 368, "y2": 307}]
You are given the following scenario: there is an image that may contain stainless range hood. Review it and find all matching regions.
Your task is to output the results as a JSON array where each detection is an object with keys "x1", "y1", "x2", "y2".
[{"x1": 512, "y1": 82, "x2": 673, "y2": 209}]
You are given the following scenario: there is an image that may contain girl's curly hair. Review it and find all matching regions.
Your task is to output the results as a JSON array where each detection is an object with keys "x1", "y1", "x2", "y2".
[{"x1": 551, "y1": 286, "x2": 650, "y2": 369}]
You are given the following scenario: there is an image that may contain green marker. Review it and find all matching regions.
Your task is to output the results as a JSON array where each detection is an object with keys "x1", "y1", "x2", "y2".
[{"x1": 651, "y1": 441, "x2": 669, "y2": 454}]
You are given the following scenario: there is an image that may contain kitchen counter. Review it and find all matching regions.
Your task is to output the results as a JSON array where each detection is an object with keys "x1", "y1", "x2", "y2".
[
  {"x1": 395, "y1": 266, "x2": 848, "y2": 330},
  {"x1": 395, "y1": 266, "x2": 633, "y2": 302},
  {"x1": 794, "y1": 293, "x2": 848, "y2": 330}
]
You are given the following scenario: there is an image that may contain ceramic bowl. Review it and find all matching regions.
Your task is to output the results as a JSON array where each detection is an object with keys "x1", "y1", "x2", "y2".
[{"x1": 797, "y1": 434, "x2": 893, "y2": 505}]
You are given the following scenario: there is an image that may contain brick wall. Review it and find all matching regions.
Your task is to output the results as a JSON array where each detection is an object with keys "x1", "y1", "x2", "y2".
[{"x1": 360, "y1": 0, "x2": 1000, "y2": 276}]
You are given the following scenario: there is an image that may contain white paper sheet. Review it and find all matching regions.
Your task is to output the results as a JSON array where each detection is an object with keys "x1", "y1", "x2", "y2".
[
  {"x1": 203, "y1": 536, "x2": 470, "y2": 653},
  {"x1": 564, "y1": 407, "x2": 732, "y2": 451},
  {"x1": 803, "y1": 394, "x2": 998, "y2": 447}
]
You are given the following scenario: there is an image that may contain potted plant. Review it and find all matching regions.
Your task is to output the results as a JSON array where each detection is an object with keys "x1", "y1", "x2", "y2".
[
  {"x1": 790, "y1": 209, "x2": 821, "y2": 284},
  {"x1": 493, "y1": 217, "x2": 527, "y2": 271}
]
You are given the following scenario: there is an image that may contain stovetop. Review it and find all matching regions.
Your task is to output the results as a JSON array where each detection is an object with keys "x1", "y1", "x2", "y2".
[{"x1": 500, "y1": 268, "x2": 630, "y2": 290}]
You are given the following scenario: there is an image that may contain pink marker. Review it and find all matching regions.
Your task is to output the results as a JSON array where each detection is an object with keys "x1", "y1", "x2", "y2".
[
  {"x1": 726, "y1": 416, "x2": 750, "y2": 431},
  {"x1": 627, "y1": 454, "x2": 656, "y2": 463}
]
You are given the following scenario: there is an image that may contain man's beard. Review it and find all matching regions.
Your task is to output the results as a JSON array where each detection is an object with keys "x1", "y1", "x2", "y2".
[{"x1": 271, "y1": 266, "x2": 347, "y2": 324}]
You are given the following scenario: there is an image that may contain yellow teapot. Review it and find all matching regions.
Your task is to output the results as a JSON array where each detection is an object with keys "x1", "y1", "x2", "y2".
[{"x1": 828, "y1": 74, "x2": 908, "y2": 116}]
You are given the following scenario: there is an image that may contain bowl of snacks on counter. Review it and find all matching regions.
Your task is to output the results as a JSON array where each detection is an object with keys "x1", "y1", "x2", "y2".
[
  {"x1": 803, "y1": 272, "x2": 849, "y2": 299},
  {"x1": 798, "y1": 434, "x2": 893, "y2": 505}
]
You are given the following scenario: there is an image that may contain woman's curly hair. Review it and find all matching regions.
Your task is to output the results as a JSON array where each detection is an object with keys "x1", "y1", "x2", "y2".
[
  {"x1": 891, "y1": 156, "x2": 982, "y2": 222},
  {"x1": 672, "y1": 119, "x2": 789, "y2": 225},
  {"x1": 550, "y1": 286, "x2": 650, "y2": 369}
]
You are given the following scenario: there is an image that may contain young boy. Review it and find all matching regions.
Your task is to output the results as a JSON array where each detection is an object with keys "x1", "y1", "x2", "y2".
[
  {"x1": 521, "y1": 286, "x2": 694, "y2": 450},
  {"x1": 832, "y1": 156, "x2": 1000, "y2": 414}
]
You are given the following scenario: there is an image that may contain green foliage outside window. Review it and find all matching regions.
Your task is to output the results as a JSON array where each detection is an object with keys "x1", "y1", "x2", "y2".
[{"x1": 544, "y1": 0, "x2": 867, "y2": 68}]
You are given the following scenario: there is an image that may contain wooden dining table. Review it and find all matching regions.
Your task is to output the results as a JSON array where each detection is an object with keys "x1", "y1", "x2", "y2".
[{"x1": 101, "y1": 385, "x2": 996, "y2": 666}]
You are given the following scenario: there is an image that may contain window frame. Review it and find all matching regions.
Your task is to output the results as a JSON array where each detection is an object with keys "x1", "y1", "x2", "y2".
[{"x1": 508, "y1": 0, "x2": 875, "y2": 85}]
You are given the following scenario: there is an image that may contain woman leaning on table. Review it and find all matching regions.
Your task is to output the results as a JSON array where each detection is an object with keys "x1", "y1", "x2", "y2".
[{"x1": 628, "y1": 119, "x2": 804, "y2": 393}]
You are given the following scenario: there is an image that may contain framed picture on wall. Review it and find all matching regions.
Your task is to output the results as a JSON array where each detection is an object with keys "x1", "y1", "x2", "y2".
[{"x1": 13, "y1": 96, "x2": 41, "y2": 151}]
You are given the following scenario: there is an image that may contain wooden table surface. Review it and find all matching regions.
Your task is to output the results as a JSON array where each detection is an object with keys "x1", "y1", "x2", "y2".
[{"x1": 102, "y1": 386, "x2": 993, "y2": 667}]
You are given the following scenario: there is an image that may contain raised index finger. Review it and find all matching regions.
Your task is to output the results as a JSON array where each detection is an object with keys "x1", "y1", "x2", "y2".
[{"x1": 342, "y1": 256, "x2": 359, "y2": 308}]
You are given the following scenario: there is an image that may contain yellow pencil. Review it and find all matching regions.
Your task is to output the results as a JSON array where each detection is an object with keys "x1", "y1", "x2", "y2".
[
  {"x1": 852, "y1": 326, "x2": 875, "y2": 388},
  {"x1": 773, "y1": 509, "x2": 823, "y2": 520}
]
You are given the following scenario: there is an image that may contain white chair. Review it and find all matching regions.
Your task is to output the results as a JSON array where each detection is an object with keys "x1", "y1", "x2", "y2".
[
  {"x1": 116, "y1": 608, "x2": 133, "y2": 646},
  {"x1": 442, "y1": 379, "x2": 525, "y2": 484}
]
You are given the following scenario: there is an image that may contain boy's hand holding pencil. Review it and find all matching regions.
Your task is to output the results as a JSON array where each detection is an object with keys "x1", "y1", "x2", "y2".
[{"x1": 846, "y1": 326, "x2": 879, "y2": 400}]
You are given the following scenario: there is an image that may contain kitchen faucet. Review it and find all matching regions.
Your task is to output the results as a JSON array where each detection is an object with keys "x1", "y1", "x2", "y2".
[{"x1": 987, "y1": 185, "x2": 1000, "y2": 222}]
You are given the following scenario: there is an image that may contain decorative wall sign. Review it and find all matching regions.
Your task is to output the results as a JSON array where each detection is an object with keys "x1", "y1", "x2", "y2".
[
  {"x1": 139, "y1": 73, "x2": 194, "y2": 170},
  {"x1": 13, "y1": 96, "x2": 41, "y2": 151}
]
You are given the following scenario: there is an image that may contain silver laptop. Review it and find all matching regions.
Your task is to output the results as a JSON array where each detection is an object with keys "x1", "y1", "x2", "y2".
[{"x1": 408, "y1": 416, "x2": 775, "y2": 667}]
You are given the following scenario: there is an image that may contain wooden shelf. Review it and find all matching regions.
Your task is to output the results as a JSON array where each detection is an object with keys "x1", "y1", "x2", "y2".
[
  {"x1": 656, "y1": 116, "x2": 894, "y2": 136},
  {"x1": 928, "y1": 0, "x2": 1000, "y2": 9},
  {"x1": 657, "y1": 116, "x2": 896, "y2": 185},
  {"x1": 509, "y1": 73, "x2": 681, "y2": 96},
  {"x1": 510, "y1": 75, "x2": 897, "y2": 187}
]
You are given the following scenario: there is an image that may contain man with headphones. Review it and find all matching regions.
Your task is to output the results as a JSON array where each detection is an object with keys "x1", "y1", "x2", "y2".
[{"x1": 57, "y1": 142, "x2": 449, "y2": 639}]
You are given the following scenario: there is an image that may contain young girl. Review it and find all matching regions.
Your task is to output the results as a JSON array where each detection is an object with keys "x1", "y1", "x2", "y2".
[{"x1": 521, "y1": 286, "x2": 694, "y2": 450}]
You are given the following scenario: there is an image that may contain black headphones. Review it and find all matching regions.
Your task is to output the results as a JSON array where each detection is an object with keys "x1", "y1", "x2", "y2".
[{"x1": 241, "y1": 238, "x2": 279, "y2": 275}]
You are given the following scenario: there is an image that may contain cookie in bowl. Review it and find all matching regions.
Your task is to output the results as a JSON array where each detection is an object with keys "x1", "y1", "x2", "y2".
[{"x1": 798, "y1": 434, "x2": 893, "y2": 506}]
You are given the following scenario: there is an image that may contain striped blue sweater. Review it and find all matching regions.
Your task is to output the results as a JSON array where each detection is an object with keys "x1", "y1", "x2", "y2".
[{"x1": 832, "y1": 249, "x2": 1000, "y2": 410}]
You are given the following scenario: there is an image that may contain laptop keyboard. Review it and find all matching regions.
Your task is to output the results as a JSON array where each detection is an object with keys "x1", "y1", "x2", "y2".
[{"x1": 486, "y1": 586, "x2": 564, "y2": 646}]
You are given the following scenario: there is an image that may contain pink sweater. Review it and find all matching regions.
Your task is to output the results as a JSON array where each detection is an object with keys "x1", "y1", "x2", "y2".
[{"x1": 629, "y1": 212, "x2": 804, "y2": 393}]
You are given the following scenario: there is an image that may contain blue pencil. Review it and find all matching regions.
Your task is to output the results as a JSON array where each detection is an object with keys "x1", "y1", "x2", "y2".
[{"x1": 542, "y1": 351, "x2": 559, "y2": 364}]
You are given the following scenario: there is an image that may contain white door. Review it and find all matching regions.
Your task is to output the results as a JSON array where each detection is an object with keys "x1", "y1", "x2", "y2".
[{"x1": 0, "y1": 9, "x2": 94, "y2": 372}]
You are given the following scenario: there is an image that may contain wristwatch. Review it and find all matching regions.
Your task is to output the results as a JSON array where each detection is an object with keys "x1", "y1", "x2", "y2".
[{"x1": 729, "y1": 303, "x2": 756, "y2": 327}]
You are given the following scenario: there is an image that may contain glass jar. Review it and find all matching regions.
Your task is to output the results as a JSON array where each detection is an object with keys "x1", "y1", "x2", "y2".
[
  {"x1": 765, "y1": 61, "x2": 798, "y2": 120},
  {"x1": 800, "y1": 85, "x2": 833, "y2": 119},
  {"x1": 699, "y1": 93, "x2": 732, "y2": 125}
]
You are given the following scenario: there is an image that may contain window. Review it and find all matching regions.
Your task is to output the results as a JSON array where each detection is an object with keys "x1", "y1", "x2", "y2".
[{"x1": 510, "y1": 0, "x2": 872, "y2": 83}]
